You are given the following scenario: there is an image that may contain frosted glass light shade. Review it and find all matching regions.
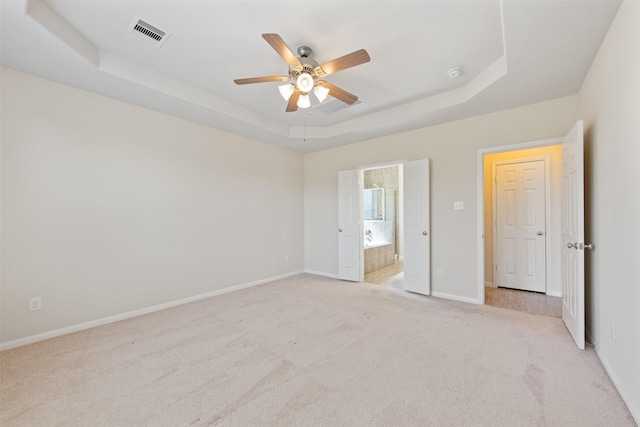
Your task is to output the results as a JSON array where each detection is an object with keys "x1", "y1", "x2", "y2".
[
  {"x1": 297, "y1": 93, "x2": 311, "y2": 109},
  {"x1": 278, "y1": 84, "x2": 295, "y2": 101},
  {"x1": 296, "y1": 72, "x2": 314, "y2": 93},
  {"x1": 313, "y1": 85, "x2": 329, "y2": 103}
]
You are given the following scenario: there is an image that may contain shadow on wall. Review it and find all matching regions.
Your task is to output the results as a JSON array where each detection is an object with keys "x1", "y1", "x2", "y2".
[{"x1": 583, "y1": 123, "x2": 594, "y2": 342}]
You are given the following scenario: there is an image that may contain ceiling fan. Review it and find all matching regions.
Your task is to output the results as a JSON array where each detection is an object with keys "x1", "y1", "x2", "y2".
[{"x1": 234, "y1": 33, "x2": 370, "y2": 112}]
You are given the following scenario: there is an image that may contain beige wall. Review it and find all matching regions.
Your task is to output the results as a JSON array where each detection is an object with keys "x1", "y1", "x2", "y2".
[
  {"x1": 483, "y1": 145, "x2": 562, "y2": 296},
  {"x1": 304, "y1": 96, "x2": 578, "y2": 301},
  {"x1": 578, "y1": 0, "x2": 640, "y2": 419},
  {"x1": 0, "y1": 67, "x2": 305, "y2": 344}
]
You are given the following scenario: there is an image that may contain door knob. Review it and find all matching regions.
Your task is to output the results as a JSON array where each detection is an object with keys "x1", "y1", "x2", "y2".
[
  {"x1": 580, "y1": 243, "x2": 594, "y2": 250},
  {"x1": 338, "y1": 228, "x2": 343, "y2": 232},
  {"x1": 567, "y1": 242, "x2": 578, "y2": 249},
  {"x1": 537, "y1": 231, "x2": 544, "y2": 236},
  {"x1": 422, "y1": 231, "x2": 428, "y2": 236}
]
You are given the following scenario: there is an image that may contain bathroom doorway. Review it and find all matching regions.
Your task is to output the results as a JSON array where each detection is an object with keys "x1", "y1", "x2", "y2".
[{"x1": 361, "y1": 163, "x2": 404, "y2": 288}]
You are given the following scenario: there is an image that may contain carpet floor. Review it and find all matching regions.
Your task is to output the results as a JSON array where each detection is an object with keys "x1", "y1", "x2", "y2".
[{"x1": 1, "y1": 274, "x2": 635, "y2": 426}]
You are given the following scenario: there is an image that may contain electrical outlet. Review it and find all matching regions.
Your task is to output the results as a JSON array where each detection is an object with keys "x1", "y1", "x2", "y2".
[
  {"x1": 29, "y1": 297, "x2": 42, "y2": 312},
  {"x1": 437, "y1": 268, "x2": 443, "y2": 278},
  {"x1": 453, "y1": 201, "x2": 464, "y2": 210}
]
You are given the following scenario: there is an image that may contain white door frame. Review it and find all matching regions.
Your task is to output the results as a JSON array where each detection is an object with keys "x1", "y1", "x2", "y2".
[
  {"x1": 492, "y1": 156, "x2": 552, "y2": 294},
  {"x1": 358, "y1": 160, "x2": 405, "y2": 281},
  {"x1": 477, "y1": 138, "x2": 562, "y2": 303}
]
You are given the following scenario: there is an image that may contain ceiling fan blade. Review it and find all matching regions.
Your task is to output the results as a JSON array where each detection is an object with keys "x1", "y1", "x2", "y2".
[
  {"x1": 318, "y1": 49, "x2": 370, "y2": 76},
  {"x1": 286, "y1": 88, "x2": 301, "y2": 112},
  {"x1": 262, "y1": 33, "x2": 301, "y2": 66},
  {"x1": 234, "y1": 76, "x2": 290, "y2": 85},
  {"x1": 322, "y1": 82, "x2": 358, "y2": 105}
]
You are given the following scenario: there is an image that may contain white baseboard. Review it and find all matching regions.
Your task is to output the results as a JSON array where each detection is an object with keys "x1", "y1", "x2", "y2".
[
  {"x1": 303, "y1": 269, "x2": 339, "y2": 279},
  {"x1": 0, "y1": 270, "x2": 304, "y2": 352},
  {"x1": 485, "y1": 281, "x2": 496, "y2": 288},
  {"x1": 432, "y1": 291, "x2": 482, "y2": 305},
  {"x1": 547, "y1": 290, "x2": 562, "y2": 297},
  {"x1": 596, "y1": 350, "x2": 639, "y2": 424}
]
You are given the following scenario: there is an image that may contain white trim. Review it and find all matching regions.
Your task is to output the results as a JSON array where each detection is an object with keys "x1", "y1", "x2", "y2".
[
  {"x1": 477, "y1": 151, "x2": 486, "y2": 305},
  {"x1": 477, "y1": 137, "x2": 563, "y2": 305},
  {"x1": 597, "y1": 351, "x2": 640, "y2": 424},
  {"x1": 432, "y1": 291, "x2": 482, "y2": 305},
  {"x1": 492, "y1": 155, "x2": 552, "y2": 293},
  {"x1": 357, "y1": 159, "x2": 408, "y2": 171},
  {"x1": 485, "y1": 281, "x2": 496, "y2": 288},
  {"x1": 0, "y1": 270, "x2": 303, "y2": 352},
  {"x1": 303, "y1": 269, "x2": 339, "y2": 279},
  {"x1": 548, "y1": 290, "x2": 562, "y2": 298},
  {"x1": 483, "y1": 137, "x2": 562, "y2": 155}
]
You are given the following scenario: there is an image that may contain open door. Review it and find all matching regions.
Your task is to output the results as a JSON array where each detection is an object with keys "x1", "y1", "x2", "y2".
[
  {"x1": 338, "y1": 170, "x2": 360, "y2": 281},
  {"x1": 562, "y1": 120, "x2": 588, "y2": 350},
  {"x1": 403, "y1": 159, "x2": 431, "y2": 295}
]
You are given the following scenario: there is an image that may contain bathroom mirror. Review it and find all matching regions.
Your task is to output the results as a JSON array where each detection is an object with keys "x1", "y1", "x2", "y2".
[{"x1": 363, "y1": 188, "x2": 385, "y2": 220}]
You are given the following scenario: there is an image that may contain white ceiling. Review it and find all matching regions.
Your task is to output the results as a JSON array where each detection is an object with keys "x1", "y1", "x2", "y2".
[{"x1": 1, "y1": 0, "x2": 621, "y2": 153}]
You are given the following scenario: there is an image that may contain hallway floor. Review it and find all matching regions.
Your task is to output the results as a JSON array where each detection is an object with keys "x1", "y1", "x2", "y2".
[{"x1": 485, "y1": 286, "x2": 562, "y2": 317}]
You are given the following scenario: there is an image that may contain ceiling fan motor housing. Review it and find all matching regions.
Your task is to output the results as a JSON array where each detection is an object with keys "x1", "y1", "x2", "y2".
[
  {"x1": 289, "y1": 65, "x2": 323, "y2": 89},
  {"x1": 288, "y1": 45, "x2": 326, "y2": 84}
]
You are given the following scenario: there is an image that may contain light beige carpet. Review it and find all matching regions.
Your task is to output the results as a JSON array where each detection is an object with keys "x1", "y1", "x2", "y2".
[{"x1": 1, "y1": 274, "x2": 635, "y2": 426}]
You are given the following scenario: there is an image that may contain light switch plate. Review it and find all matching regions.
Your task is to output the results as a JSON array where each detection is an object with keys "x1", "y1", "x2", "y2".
[{"x1": 454, "y1": 201, "x2": 464, "y2": 210}]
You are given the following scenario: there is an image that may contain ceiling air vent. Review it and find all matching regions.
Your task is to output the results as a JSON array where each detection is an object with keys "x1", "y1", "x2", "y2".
[
  {"x1": 128, "y1": 17, "x2": 170, "y2": 48},
  {"x1": 313, "y1": 98, "x2": 363, "y2": 115}
]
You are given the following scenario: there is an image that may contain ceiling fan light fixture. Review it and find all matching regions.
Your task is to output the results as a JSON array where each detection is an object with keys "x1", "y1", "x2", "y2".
[
  {"x1": 278, "y1": 83, "x2": 295, "y2": 101},
  {"x1": 234, "y1": 34, "x2": 369, "y2": 113},
  {"x1": 297, "y1": 93, "x2": 311, "y2": 109},
  {"x1": 313, "y1": 84, "x2": 329, "y2": 103},
  {"x1": 296, "y1": 72, "x2": 315, "y2": 93}
]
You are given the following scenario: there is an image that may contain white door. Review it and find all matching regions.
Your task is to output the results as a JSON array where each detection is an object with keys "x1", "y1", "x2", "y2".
[
  {"x1": 403, "y1": 159, "x2": 430, "y2": 295},
  {"x1": 562, "y1": 121, "x2": 586, "y2": 350},
  {"x1": 338, "y1": 170, "x2": 360, "y2": 281},
  {"x1": 495, "y1": 160, "x2": 547, "y2": 292}
]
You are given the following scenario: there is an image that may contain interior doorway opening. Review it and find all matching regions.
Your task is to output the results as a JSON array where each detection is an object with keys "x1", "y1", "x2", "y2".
[
  {"x1": 360, "y1": 163, "x2": 404, "y2": 288},
  {"x1": 482, "y1": 144, "x2": 563, "y2": 316}
]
